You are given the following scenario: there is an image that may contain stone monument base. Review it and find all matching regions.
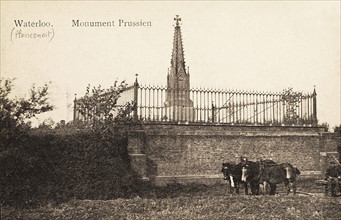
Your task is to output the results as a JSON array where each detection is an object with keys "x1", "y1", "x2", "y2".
[{"x1": 164, "y1": 106, "x2": 195, "y2": 122}]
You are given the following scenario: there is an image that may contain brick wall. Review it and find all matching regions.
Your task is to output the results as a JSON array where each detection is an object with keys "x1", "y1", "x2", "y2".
[{"x1": 128, "y1": 124, "x2": 339, "y2": 185}]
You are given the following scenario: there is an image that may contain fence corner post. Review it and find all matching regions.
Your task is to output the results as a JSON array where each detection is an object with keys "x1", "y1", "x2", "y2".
[
  {"x1": 133, "y1": 74, "x2": 139, "y2": 120},
  {"x1": 312, "y1": 86, "x2": 317, "y2": 125}
]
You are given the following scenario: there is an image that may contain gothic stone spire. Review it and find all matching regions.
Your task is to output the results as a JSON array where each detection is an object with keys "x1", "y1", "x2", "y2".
[
  {"x1": 171, "y1": 15, "x2": 186, "y2": 77},
  {"x1": 168, "y1": 15, "x2": 189, "y2": 90},
  {"x1": 165, "y1": 16, "x2": 194, "y2": 121}
]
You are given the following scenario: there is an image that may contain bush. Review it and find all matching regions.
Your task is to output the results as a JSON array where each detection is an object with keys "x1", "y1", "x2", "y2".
[
  {"x1": 0, "y1": 128, "x2": 140, "y2": 207},
  {"x1": 1, "y1": 79, "x2": 141, "y2": 207}
]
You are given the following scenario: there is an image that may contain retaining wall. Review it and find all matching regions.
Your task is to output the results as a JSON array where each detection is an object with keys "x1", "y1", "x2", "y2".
[{"x1": 128, "y1": 124, "x2": 339, "y2": 186}]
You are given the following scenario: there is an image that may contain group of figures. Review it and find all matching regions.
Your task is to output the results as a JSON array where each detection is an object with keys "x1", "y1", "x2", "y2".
[{"x1": 221, "y1": 157, "x2": 301, "y2": 195}]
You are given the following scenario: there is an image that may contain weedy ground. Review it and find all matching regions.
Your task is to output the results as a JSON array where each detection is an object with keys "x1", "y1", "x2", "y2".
[{"x1": 2, "y1": 178, "x2": 341, "y2": 220}]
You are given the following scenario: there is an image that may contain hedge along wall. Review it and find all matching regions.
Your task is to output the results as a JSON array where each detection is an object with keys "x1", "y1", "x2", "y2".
[
  {"x1": 128, "y1": 124, "x2": 336, "y2": 185},
  {"x1": 1, "y1": 129, "x2": 140, "y2": 207}
]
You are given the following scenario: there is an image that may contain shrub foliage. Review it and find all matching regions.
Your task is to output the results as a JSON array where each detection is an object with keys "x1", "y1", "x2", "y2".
[
  {"x1": 1, "y1": 78, "x2": 53, "y2": 206},
  {"x1": 0, "y1": 79, "x2": 140, "y2": 207}
]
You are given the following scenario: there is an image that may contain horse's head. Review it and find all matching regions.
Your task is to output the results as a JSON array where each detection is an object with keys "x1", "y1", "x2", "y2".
[
  {"x1": 240, "y1": 156, "x2": 249, "y2": 165},
  {"x1": 241, "y1": 164, "x2": 250, "y2": 182},
  {"x1": 222, "y1": 163, "x2": 232, "y2": 180},
  {"x1": 222, "y1": 162, "x2": 241, "y2": 188},
  {"x1": 284, "y1": 166, "x2": 294, "y2": 179},
  {"x1": 281, "y1": 163, "x2": 299, "y2": 179},
  {"x1": 241, "y1": 160, "x2": 263, "y2": 182}
]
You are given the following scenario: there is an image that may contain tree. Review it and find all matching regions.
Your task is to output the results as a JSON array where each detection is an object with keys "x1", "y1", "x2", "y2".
[
  {"x1": 63, "y1": 81, "x2": 141, "y2": 200},
  {"x1": 38, "y1": 118, "x2": 56, "y2": 129},
  {"x1": 0, "y1": 78, "x2": 53, "y2": 127},
  {"x1": 75, "y1": 81, "x2": 139, "y2": 137},
  {"x1": 0, "y1": 78, "x2": 54, "y2": 206},
  {"x1": 1, "y1": 78, "x2": 54, "y2": 148}
]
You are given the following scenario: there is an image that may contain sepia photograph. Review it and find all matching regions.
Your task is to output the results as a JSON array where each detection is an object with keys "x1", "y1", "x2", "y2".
[{"x1": 1, "y1": 1, "x2": 340, "y2": 219}]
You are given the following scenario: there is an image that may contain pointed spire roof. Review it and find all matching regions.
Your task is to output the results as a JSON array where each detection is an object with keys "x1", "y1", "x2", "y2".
[{"x1": 171, "y1": 15, "x2": 186, "y2": 75}]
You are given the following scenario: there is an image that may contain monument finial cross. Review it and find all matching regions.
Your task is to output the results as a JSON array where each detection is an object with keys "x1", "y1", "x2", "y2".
[{"x1": 174, "y1": 15, "x2": 181, "y2": 27}]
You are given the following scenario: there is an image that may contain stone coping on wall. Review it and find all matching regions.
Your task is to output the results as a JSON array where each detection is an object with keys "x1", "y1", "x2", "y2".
[
  {"x1": 144, "y1": 131, "x2": 320, "y2": 137},
  {"x1": 140, "y1": 124, "x2": 324, "y2": 137},
  {"x1": 141, "y1": 123, "x2": 325, "y2": 130},
  {"x1": 129, "y1": 123, "x2": 326, "y2": 138},
  {"x1": 142, "y1": 121, "x2": 322, "y2": 128}
]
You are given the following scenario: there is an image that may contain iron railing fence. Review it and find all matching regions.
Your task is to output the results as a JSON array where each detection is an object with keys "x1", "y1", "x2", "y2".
[
  {"x1": 137, "y1": 85, "x2": 317, "y2": 125},
  {"x1": 74, "y1": 81, "x2": 317, "y2": 126}
]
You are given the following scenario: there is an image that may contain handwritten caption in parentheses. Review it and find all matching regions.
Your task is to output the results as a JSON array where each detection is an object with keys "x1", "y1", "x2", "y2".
[{"x1": 11, "y1": 20, "x2": 55, "y2": 44}]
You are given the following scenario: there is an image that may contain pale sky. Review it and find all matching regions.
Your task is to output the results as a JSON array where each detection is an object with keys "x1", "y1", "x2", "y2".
[{"x1": 1, "y1": 1, "x2": 340, "y2": 128}]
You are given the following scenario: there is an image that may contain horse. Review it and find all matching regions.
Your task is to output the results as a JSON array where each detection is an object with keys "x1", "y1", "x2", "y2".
[
  {"x1": 259, "y1": 162, "x2": 300, "y2": 195},
  {"x1": 325, "y1": 165, "x2": 341, "y2": 196},
  {"x1": 240, "y1": 158, "x2": 277, "y2": 195},
  {"x1": 221, "y1": 162, "x2": 248, "y2": 195}
]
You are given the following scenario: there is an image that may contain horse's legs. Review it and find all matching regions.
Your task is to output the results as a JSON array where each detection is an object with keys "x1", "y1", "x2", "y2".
[
  {"x1": 259, "y1": 183, "x2": 263, "y2": 194},
  {"x1": 270, "y1": 183, "x2": 277, "y2": 195},
  {"x1": 229, "y1": 183, "x2": 234, "y2": 195},
  {"x1": 251, "y1": 181, "x2": 260, "y2": 195},
  {"x1": 235, "y1": 183, "x2": 240, "y2": 195},
  {"x1": 284, "y1": 179, "x2": 290, "y2": 195},
  {"x1": 263, "y1": 181, "x2": 270, "y2": 195},
  {"x1": 262, "y1": 181, "x2": 268, "y2": 195},
  {"x1": 244, "y1": 182, "x2": 248, "y2": 195},
  {"x1": 255, "y1": 182, "x2": 260, "y2": 195},
  {"x1": 290, "y1": 180, "x2": 297, "y2": 195}
]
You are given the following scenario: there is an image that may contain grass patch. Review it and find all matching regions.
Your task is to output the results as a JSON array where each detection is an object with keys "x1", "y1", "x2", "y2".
[{"x1": 3, "y1": 180, "x2": 340, "y2": 220}]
